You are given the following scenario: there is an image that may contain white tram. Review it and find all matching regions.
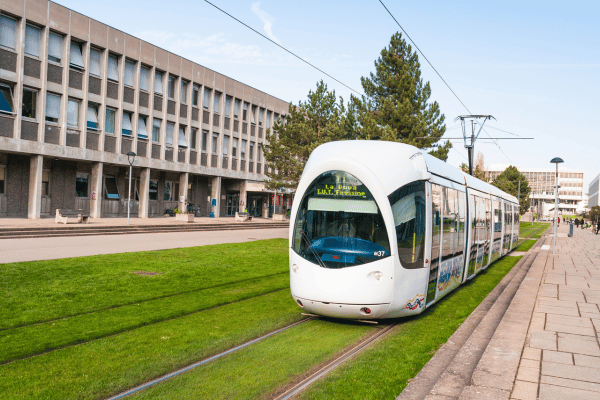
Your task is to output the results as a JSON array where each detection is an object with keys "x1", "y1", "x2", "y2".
[{"x1": 289, "y1": 141, "x2": 520, "y2": 319}]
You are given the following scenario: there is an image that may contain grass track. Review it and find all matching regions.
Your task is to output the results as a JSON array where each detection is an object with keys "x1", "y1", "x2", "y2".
[
  {"x1": 0, "y1": 291, "x2": 302, "y2": 400},
  {"x1": 297, "y1": 256, "x2": 522, "y2": 400},
  {"x1": 514, "y1": 239, "x2": 536, "y2": 252},
  {"x1": 130, "y1": 319, "x2": 377, "y2": 400}
]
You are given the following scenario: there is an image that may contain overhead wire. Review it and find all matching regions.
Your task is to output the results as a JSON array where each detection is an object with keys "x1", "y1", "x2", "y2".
[
  {"x1": 203, "y1": 1, "x2": 364, "y2": 97},
  {"x1": 377, "y1": 0, "x2": 514, "y2": 164}
]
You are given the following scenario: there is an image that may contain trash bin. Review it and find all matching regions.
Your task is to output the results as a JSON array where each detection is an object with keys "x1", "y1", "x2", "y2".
[{"x1": 568, "y1": 223, "x2": 574, "y2": 237}]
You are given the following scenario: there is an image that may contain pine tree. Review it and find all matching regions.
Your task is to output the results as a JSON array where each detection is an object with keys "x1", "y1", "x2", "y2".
[
  {"x1": 360, "y1": 32, "x2": 451, "y2": 160},
  {"x1": 492, "y1": 166, "x2": 531, "y2": 215},
  {"x1": 263, "y1": 80, "x2": 343, "y2": 190}
]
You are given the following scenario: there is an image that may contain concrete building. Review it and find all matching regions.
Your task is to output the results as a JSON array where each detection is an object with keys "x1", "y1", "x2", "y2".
[
  {"x1": 0, "y1": 0, "x2": 290, "y2": 219},
  {"x1": 589, "y1": 174, "x2": 599, "y2": 208},
  {"x1": 487, "y1": 165, "x2": 585, "y2": 218}
]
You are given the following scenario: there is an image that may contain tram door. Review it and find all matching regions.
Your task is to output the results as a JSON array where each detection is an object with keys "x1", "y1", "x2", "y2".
[
  {"x1": 226, "y1": 194, "x2": 239, "y2": 216},
  {"x1": 426, "y1": 183, "x2": 442, "y2": 304}
]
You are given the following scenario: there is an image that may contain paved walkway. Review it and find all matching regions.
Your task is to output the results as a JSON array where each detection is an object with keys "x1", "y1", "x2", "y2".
[{"x1": 510, "y1": 225, "x2": 600, "y2": 400}]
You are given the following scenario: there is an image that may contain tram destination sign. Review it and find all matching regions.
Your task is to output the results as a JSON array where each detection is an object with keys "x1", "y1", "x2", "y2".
[{"x1": 315, "y1": 171, "x2": 368, "y2": 199}]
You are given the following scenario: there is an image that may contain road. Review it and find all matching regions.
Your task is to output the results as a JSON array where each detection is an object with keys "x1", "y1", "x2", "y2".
[{"x1": 0, "y1": 228, "x2": 289, "y2": 263}]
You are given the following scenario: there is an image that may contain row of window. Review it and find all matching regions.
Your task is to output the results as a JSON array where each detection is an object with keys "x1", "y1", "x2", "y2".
[{"x1": 0, "y1": 14, "x2": 283, "y2": 127}]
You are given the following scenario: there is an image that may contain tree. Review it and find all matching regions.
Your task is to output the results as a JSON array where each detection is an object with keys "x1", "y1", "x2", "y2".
[
  {"x1": 491, "y1": 166, "x2": 531, "y2": 215},
  {"x1": 360, "y1": 32, "x2": 451, "y2": 160},
  {"x1": 263, "y1": 80, "x2": 344, "y2": 190},
  {"x1": 589, "y1": 206, "x2": 600, "y2": 223}
]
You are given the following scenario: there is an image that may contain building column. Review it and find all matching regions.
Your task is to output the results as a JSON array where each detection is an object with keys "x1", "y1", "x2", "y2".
[
  {"x1": 211, "y1": 176, "x2": 221, "y2": 217},
  {"x1": 138, "y1": 167, "x2": 150, "y2": 218},
  {"x1": 179, "y1": 172, "x2": 189, "y2": 213},
  {"x1": 27, "y1": 155, "x2": 43, "y2": 219},
  {"x1": 90, "y1": 162, "x2": 103, "y2": 218},
  {"x1": 239, "y1": 180, "x2": 247, "y2": 213}
]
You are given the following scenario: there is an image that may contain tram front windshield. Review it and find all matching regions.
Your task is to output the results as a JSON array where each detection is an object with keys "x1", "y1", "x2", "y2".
[{"x1": 292, "y1": 171, "x2": 391, "y2": 269}]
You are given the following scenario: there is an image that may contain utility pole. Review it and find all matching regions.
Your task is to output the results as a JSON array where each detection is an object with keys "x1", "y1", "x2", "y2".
[{"x1": 455, "y1": 115, "x2": 496, "y2": 175}]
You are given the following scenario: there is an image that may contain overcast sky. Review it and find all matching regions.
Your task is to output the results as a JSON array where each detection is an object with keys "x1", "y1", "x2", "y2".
[{"x1": 56, "y1": 0, "x2": 600, "y2": 189}]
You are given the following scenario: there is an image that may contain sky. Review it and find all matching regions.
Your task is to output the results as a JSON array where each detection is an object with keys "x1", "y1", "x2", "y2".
[{"x1": 56, "y1": 0, "x2": 600, "y2": 189}]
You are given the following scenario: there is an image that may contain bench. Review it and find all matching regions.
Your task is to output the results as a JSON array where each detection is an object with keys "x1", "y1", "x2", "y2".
[
  {"x1": 55, "y1": 209, "x2": 90, "y2": 224},
  {"x1": 235, "y1": 212, "x2": 253, "y2": 222}
]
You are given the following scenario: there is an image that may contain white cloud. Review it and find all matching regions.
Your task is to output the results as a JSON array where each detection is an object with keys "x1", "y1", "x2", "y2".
[{"x1": 251, "y1": 2, "x2": 281, "y2": 45}]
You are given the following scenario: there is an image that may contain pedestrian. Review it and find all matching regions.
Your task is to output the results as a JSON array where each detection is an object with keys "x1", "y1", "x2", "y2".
[
  {"x1": 596, "y1": 221, "x2": 600, "y2": 235},
  {"x1": 576, "y1": 218, "x2": 580, "y2": 227},
  {"x1": 558, "y1": 217, "x2": 560, "y2": 226}
]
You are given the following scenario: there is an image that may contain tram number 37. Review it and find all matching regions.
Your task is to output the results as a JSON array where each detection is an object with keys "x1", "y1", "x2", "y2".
[{"x1": 374, "y1": 251, "x2": 385, "y2": 257}]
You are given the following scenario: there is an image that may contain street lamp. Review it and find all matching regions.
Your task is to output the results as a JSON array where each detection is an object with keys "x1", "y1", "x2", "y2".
[
  {"x1": 550, "y1": 157, "x2": 563, "y2": 254},
  {"x1": 126, "y1": 151, "x2": 136, "y2": 225}
]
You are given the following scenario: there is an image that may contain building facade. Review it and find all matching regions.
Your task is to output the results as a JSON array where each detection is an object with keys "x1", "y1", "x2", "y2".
[
  {"x1": 487, "y1": 165, "x2": 585, "y2": 218},
  {"x1": 0, "y1": 0, "x2": 290, "y2": 219},
  {"x1": 589, "y1": 174, "x2": 599, "y2": 209}
]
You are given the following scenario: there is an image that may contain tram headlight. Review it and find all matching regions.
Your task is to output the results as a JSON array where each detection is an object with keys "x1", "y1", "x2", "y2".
[
  {"x1": 367, "y1": 271, "x2": 383, "y2": 281},
  {"x1": 291, "y1": 264, "x2": 299, "y2": 273}
]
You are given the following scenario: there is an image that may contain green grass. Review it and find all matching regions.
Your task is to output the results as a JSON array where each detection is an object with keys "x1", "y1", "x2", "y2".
[
  {"x1": 131, "y1": 319, "x2": 377, "y2": 400},
  {"x1": 514, "y1": 239, "x2": 536, "y2": 252},
  {"x1": 518, "y1": 222, "x2": 549, "y2": 239},
  {"x1": 297, "y1": 256, "x2": 522, "y2": 400},
  {"x1": 0, "y1": 239, "x2": 288, "y2": 329},
  {"x1": 0, "y1": 291, "x2": 303, "y2": 400},
  {"x1": 0, "y1": 273, "x2": 289, "y2": 364}
]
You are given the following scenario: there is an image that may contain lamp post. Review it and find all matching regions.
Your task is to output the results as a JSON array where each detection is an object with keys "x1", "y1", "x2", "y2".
[
  {"x1": 126, "y1": 151, "x2": 137, "y2": 225},
  {"x1": 550, "y1": 157, "x2": 563, "y2": 254}
]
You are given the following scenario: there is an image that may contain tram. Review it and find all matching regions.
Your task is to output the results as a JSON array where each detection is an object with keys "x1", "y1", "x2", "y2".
[{"x1": 289, "y1": 141, "x2": 519, "y2": 319}]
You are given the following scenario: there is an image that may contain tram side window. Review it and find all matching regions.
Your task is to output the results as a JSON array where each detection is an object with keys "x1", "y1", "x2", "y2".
[
  {"x1": 388, "y1": 181, "x2": 426, "y2": 269},
  {"x1": 456, "y1": 191, "x2": 466, "y2": 256},
  {"x1": 441, "y1": 187, "x2": 457, "y2": 261},
  {"x1": 428, "y1": 184, "x2": 443, "y2": 301},
  {"x1": 493, "y1": 200, "x2": 502, "y2": 240}
]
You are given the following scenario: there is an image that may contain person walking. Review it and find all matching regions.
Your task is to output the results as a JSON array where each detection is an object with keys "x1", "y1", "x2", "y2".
[{"x1": 558, "y1": 217, "x2": 560, "y2": 226}]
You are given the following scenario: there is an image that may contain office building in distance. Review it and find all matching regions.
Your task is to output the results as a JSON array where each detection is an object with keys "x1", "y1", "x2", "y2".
[
  {"x1": 0, "y1": 0, "x2": 290, "y2": 219},
  {"x1": 589, "y1": 174, "x2": 599, "y2": 209}
]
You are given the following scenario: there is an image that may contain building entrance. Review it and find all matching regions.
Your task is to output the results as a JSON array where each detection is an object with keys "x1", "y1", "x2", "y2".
[
  {"x1": 248, "y1": 195, "x2": 263, "y2": 217},
  {"x1": 226, "y1": 194, "x2": 239, "y2": 216}
]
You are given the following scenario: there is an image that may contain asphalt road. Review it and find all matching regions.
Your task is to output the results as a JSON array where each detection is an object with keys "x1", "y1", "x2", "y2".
[{"x1": 0, "y1": 228, "x2": 289, "y2": 264}]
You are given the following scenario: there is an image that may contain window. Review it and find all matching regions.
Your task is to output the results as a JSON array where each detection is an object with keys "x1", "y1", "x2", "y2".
[
  {"x1": 192, "y1": 84, "x2": 200, "y2": 106},
  {"x1": 138, "y1": 115, "x2": 148, "y2": 138},
  {"x1": 166, "y1": 122, "x2": 174, "y2": 146},
  {"x1": 87, "y1": 102, "x2": 99, "y2": 130},
  {"x1": 257, "y1": 144, "x2": 262, "y2": 162},
  {"x1": 241, "y1": 139, "x2": 247, "y2": 159},
  {"x1": 69, "y1": 41, "x2": 85, "y2": 69},
  {"x1": 107, "y1": 54, "x2": 119, "y2": 82},
  {"x1": 243, "y1": 102, "x2": 248, "y2": 121},
  {"x1": 140, "y1": 66, "x2": 149, "y2": 91},
  {"x1": 0, "y1": 83, "x2": 13, "y2": 113},
  {"x1": 121, "y1": 112, "x2": 133, "y2": 136},
  {"x1": 232, "y1": 138, "x2": 238, "y2": 157},
  {"x1": 212, "y1": 133, "x2": 218, "y2": 153},
  {"x1": 191, "y1": 128, "x2": 197, "y2": 150},
  {"x1": 152, "y1": 118, "x2": 161, "y2": 142},
  {"x1": 178, "y1": 126, "x2": 187, "y2": 147},
  {"x1": 124, "y1": 60, "x2": 135, "y2": 87},
  {"x1": 251, "y1": 105, "x2": 257, "y2": 124},
  {"x1": 76, "y1": 173, "x2": 89, "y2": 197},
  {"x1": 201, "y1": 130, "x2": 208, "y2": 152},
  {"x1": 213, "y1": 92, "x2": 221, "y2": 114},
  {"x1": 22, "y1": 88, "x2": 36, "y2": 119},
  {"x1": 225, "y1": 96, "x2": 232, "y2": 117},
  {"x1": 89, "y1": 47, "x2": 102, "y2": 77},
  {"x1": 25, "y1": 24, "x2": 41, "y2": 57},
  {"x1": 180, "y1": 81, "x2": 188, "y2": 103},
  {"x1": 259, "y1": 108, "x2": 264, "y2": 126},
  {"x1": 441, "y1": 187, "x2": 457, "y2": 261},
  {"x1": 427, "y1": 184, "x2": 442, "y2": 301},
  {"x1": 266, "y1": 110, "x2": 272, "y2": 129},
  {"x1": 105, "y1": 107, "x2": 116, "y2": 134},
  {"x1": 154, "y1": 71, "x2": 163, "y2": 94},
  {"x1": 104, "y1": 176, "x2": 119, "y2": 200},
  {"x1": 234, "y1": 99, "x2": 240, "y2": 119},
  {"x1": 223, "y1": 136, "x2": 229, "y2": 155},
  {"x1": 203, "y1": 88, "x2": 211, "y2": 109},
  {"x1": 48, "y1": 32, "x2": 62, "y2": 63},
  {"x1": 0, "y1": 14, "x2": 17, "y2": 50},
  {"x1": 67, "y1": 99, "x2": 79, "y2": 127},
  {"x1": 249, "y1": 142, "x2": 254, "y2": 160},
  {"x1": 149, "y1": 180, "x2": 158, "y2": 201},
  {"x1": 41, "y1": 170, "x2": 50, "y2": 196},
  {"x1": 45, "y1": 93, "x2": 60, "y2": 123},
  {"x1": 168, "y1": 75, "x2": 176, "y2": 99},
  {"x1": 0, "y1": 166, "x2": 5, "y2": 195}
]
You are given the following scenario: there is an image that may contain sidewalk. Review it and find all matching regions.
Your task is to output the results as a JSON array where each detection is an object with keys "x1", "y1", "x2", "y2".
[{"x1": 510, "y1": 224, "x2": 600, "y2": 399}]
